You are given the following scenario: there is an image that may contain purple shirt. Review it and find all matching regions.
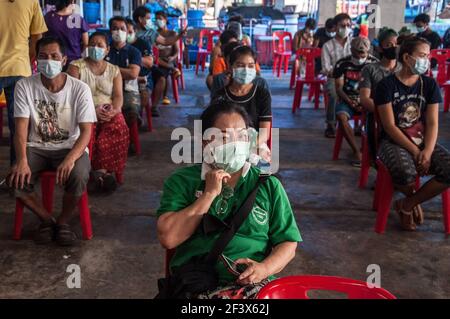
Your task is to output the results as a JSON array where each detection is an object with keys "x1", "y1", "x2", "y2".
[{"x1": 44, "y1": 12, "x2": 89, "y2": 63}]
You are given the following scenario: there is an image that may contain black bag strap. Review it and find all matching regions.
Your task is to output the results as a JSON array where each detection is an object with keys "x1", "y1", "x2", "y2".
[{"x1": 204, "y1": 174, "x2": 270, "y2": 264}]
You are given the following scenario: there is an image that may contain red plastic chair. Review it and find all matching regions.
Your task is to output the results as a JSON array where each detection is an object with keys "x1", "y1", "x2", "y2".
[
  {"x1": 429, "y1": 49, "x2": 450, "y2": 86},
  {"x1": 332, "y1": 114, "x2": 362, "y2": 160},
  {"x1": 0, "y1": 90, "x2": 6, "y2": 140},
  {"x1": 178, "y1": 37, "x2": 185, "y2": 91},
  {"x1": 358, "y1": 127, "x2": 371, "y2": 188},
  {"x1": 272, "y1": 31, "x2": 292, "y2": 78},
  {"x1": 14, "y1": 127, "x2": 96, "y2": 240},
  {"x1": 195, "y1": 29, "x2": 221, "y2": 75},
  {"x1": 291, "y1": 48, "x2": 327, "y2": 113},
  {"x1": 256, "y1": 275, "x2": 396, "y2": 299},
  {"x1": 373, "y1": 159, "x2": 450, "y2": 234},
  {"x1": 443, "y1": 81, "x2": 450, "y2": 112},
  {"x1": 129, "y1": 120, "x2": 142, "y2": 155}
]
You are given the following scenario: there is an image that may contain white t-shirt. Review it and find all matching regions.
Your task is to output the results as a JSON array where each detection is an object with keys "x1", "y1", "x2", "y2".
[{"x1": 14, "y1": 74, "x2": 97, "y2": 150}]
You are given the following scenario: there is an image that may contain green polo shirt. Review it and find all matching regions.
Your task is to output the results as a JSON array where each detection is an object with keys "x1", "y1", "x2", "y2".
[{"x1": 157, "y1": 164, "x2": 302, "y2": 285}]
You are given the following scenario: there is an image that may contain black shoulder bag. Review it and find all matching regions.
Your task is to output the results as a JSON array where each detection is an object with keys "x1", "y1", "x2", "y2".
[{"x1": 155, "y1": 175, "x2": 269, "y2": 299}]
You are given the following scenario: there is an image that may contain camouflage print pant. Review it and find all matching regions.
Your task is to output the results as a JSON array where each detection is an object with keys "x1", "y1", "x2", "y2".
[{"x1": 196, "y1": 279, "x2": 270, "y2": 299}]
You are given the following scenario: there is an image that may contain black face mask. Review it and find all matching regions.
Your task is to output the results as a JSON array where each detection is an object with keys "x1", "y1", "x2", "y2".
[{"x1": 381, "y1": 46, "x2": 397, "y2": 60}]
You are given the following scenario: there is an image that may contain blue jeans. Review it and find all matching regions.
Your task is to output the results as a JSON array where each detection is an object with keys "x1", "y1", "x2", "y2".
[
  {"x1": 325, "y1": 78, "x2": 337, "y2": 126},
  {"x1": 0, "y1": 76, "x2": 23, "y2": 165}
]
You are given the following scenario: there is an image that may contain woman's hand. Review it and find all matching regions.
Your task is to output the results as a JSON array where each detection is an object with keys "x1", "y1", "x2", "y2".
[
  {"x1": 235, "y1": 258, "x2": 269, "y2": 285},
  {"x1": 204, "y1": 169, "x2": 231, "y2": 198},
  {"x1": 416, "y1": 148, "x2": 433, "y2": 176}
]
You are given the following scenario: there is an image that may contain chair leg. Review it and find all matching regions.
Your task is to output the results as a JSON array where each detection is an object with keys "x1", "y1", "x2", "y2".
[
  {"x1": 78, "y1": 192, "x2": 93, "y2": 240},
  {"x1": 283, "y1": 55, "x2": 289, "y2": 74},
  {"x1": 171, "y1": 74, "x2": 179, "y2": 104},
  {"x1": 273, "y1": 55, "x2": 278, "y2": 74},
  {"x1": 359, "y1": 133, "x2": 370, "y2": 189},
  {"x1": 195, "y1": 53, "x2": 200, "y2": 75},
  {"x1": 130, "y1": 120, "x2": 141, "y2": 155},
  {"x1": 292, "y1": 82, "x2": 303, "y2": 113},
  {"x1": 441, "y1": 189, "x2": 450, "y2": 234},
  {"x1": 289, "y1": 62, "x2": 296, "y2": 89},
  {"x1": 145, "y1": 98, "x2": 153, "y2": 132},
  {"x1": 179, "y1": 63, "x2": 185, "y2": 90},
  {"x1": 14, "y1": 199, "x2": 24, "y2": 240},
  {"x1": 375, "y1": 166, "x2": 394, "y2": 234},
  {"x1": 201, "y1": 53, "x2": 206, "y2": 72},
  {"x1": 314, "y1": 83, "x2": 320, "y2": 110},
  {"x1": 332, "y1": 124, "x2": 344, "y2": 160},
  {"x1": 444, "y1": 86, "x2": 450, "y2": 112},
  {"x1": 277, "y1": 55, "x2": 282, "y2": 78}
]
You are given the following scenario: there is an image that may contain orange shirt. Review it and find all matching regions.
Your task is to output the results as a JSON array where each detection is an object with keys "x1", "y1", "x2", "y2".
[{"x1": 212, "y1": 57, "x2": 261, "y2": 75}]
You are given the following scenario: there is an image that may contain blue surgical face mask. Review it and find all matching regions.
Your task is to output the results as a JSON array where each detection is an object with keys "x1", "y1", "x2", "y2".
[
  {"x1": 416, "y1": 26, "x2": 427, "y2": 33},
  {"x1": 156, "y1": 19, "x2": 166, "y2": 29},
  {"x1": 146, "y1": 18, "x2": 153, "y2": 30},
  {"x1": 326, "y1": 31, "x2": 336, "y2": 38},
  {"x1": 37, "y1": 59, "x2": 63, "y2": 79},
  {"x1": 233, "y1": 67, "x2": 256, "y2": 85},
  {"x1": 410, "y1": 55, "x2": 430, "y2": 75},
  {"x1": 87, "y1": 46, "x2": 105, "y2": 61}
]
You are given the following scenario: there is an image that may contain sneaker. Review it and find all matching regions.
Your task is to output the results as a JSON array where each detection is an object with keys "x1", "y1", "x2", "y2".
[
  {"x1": 324, "y1": 125, "x2": 335, "y2": 138},
  {"x1": 162, "y1": 96, "x2": 171, "y2": 105},
  {"x1": 55, "y1": 224, "x2": 77, "y2": 247},
  {"x1": 34, "y1": 219, "x2": 56, "y2": 245}
]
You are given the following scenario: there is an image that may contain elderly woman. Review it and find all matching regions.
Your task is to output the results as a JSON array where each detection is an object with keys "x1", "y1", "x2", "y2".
[
  {"x1": 156, "y1": 101, "x2": 301, "y2": 298},
  {"x1": 375, "y1": 36, "x2": 450, "y2": 231},
  {"x1": 68, "y1": 32, "x2": 129, "y2": 193}
]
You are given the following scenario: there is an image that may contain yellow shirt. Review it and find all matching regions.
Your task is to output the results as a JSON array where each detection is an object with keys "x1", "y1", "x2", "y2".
[{"x1": 0, "y1": 0, "x2": 47, "y2": 77}]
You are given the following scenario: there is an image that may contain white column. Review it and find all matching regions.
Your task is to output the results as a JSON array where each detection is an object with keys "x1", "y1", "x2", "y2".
[
  {"x1": 105, "y1": 0, "x2": 114, "y2": 25},
  {"x1": 318, "y1": 0, "x2": 338, "y2": 26},
  {"x1": 369, "y1": 0, "x2": 406, "y2": 38}
]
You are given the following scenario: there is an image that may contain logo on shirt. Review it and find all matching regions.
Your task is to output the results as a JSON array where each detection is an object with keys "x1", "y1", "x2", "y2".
[
  {"x1": 35, "y1": 100, "x2": 69, "y2": 143},
  {"x1": 195, "y1": 190, "x2": 203, "y2": 198},
  {"x1": 251, "y1": 205, "x2": 268, "y2": 225}
]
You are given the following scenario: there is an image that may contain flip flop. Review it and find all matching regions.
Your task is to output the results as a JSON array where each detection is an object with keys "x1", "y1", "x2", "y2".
[
  {"x1": 412, "y1": 204, "x2": 424, "y2": 225},
  {"x1": 394, "y1": 199, "x2": 416, "y2": 231}
]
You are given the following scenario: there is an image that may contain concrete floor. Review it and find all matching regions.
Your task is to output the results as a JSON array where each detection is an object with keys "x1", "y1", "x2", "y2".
[{"x1": 0, "y1": 69, "x2": 449, "y2": 299}]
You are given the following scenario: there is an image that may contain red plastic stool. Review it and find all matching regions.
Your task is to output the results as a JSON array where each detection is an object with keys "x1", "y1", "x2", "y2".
[
  {"x1": 129, "y1": 120, "x2": 141, "y2": 155},
  {"x1": 14, "y1": 171, "x2": 93, "y2": 240},
  {"x1": 0, "y1": 91, "x2": 6, "y2": 139},
  {"x1": 373, "y1": 159, "x2": 450, "y2": 234},
  {"x1": 358, "y1": 130, "x2": 370, "y2": 188},
  {"x1": 256, "y1": 275, "x2": 396, "y2": 299},
  {"x1": 332, "y1": 114, "x2": 361, "y2": 160}
]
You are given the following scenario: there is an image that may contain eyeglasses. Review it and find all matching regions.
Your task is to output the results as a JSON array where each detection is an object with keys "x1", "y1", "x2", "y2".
[{"x1": 215, "y1": 183, "x2": 234, "y2": 214}]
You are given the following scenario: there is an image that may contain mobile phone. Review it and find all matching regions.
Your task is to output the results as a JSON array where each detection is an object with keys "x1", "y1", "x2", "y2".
[{"x1": 220, "y1": 254, "x2": 248, "y2": 276}]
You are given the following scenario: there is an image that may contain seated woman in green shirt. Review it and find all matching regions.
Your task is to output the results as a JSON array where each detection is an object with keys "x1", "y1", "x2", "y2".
[{"x1": 156, "y1": 101, "x2": 301, "y2": 299}]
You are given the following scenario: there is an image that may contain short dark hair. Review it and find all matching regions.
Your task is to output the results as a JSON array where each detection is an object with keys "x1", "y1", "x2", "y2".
[
  {"x1": 414, "y1": 13, "x2": 430, "y2": 24},
  {"x1": 155, "y1": 10, "x2": 167, "y2": 20},
  {"x1": 220, "y1": 30, "x2": 238, "y2": 45},
  {"x1": 89, "y1": 31, "x2": 109, "y2": 45},
  {"x1": 305, "y1": 18, "x2": 317, "y2": 30},
  {"x1": 201, "y1": 100, "x2": 252, "y2": 134},
  {"x1": 229, "y1": 45, "x2": 257, "y2": 66},
  {"x1": 223, "y1": 41, "x2": 241, "y2": 59},
  {"x1": 36, "y1": 36, "x2": 66, "y2": 56},
  {"x1": 325, "y1": 18, "x2": 336, "y2": 30},
  {"x1": 125, "y1": 17, "x2": 136, "y2": 29},
  {"x1": 377, "y1": 28, "x2": 398, "y2": 45},
  {"x1": 228, "y1": 15, "x2": 244, "y2": 25},
  {"x1": 334, "y1": 13, "x2": 351, "y2": 25},
  {"x1": 54, "y1": 0, "x2": 73, "y2": 11},
  {"x1": 398, "y1": 36, "x2": 431, "y2": 63},
  {"x1": 109, "y1": 16, "x2": 127, "y2": 30},
  {"x1": 132, "y1": 6, "x2": 150, "y2": 24}
]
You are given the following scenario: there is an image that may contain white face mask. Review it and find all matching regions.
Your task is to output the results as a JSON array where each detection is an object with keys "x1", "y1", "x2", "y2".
[
  {"x1": 352, "y1": 56, "x2": 367, "y2": 65},
  {"x1": 156, "y1": 19, "x2": 166, "y2": 29},
  {"x1": 146, "y1": 18, "x2": 153, "y2": 30},
  {"x1": 37, "y1": 59, "x2": 63, "y2": 79},
  {"x1": 338, "y1": 26, "x2": 352, "y2": 38},
  {"x1": 111, "y1": 30, "x2": 127, "y2": 43},
  {"x1": 232, "y1": 67, "x2": 257, "y2": 85},
  {"x1": 203, "y1": 141, "x2": 250, "y2": 174}
]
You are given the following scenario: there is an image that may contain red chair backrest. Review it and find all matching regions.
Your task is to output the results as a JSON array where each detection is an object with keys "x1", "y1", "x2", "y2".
[
  {"x1": 272, "y1": 31, "x2": 292, "y2": 54},
  {"x1": 256, "y1": 275, "x2": 396, "y2": 299},
  {"x1": 198, "y1": 29, "x2": 221, "y2": 51},
  {"x1": 295, "y1": 47, "x2": 322, "y2": 81},
  {"x1": 430, "y1": 49, "x2": 450, "y2": 85}
]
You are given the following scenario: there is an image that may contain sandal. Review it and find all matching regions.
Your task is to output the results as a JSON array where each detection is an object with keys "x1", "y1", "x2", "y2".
[
  {"x1": 351, "y1": 160, "x2": 362, "y2": 168},
  {"x1": 412, "y1": 204, "x2": 424, "y2": 225},
  {"x1": 394, "y1": 199, "x2": 416, "y2": 231},
  {"x1": 34, "y1": 218, "x2": 56, "y2": 245},
  {"x1": 172, "y1": 68, "x2": 181, "y2": 79},
  {"x1": 89, "y1": 171, "x2": 117, "y2": 194},
  {"x1": 55, "y1": 224, "x2": 77, "y2": 247}
]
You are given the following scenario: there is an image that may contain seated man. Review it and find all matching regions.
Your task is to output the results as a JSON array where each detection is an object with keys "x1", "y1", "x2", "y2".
[
  {"x1": 8, "y1": 37, "x2": 96, "y2": 246},
  {"x1": 333, "y1": 37, "x2": 378, "y2": 167},
  {"x1": 106, "y1": 16, "x2": 142, "y2": 131}
]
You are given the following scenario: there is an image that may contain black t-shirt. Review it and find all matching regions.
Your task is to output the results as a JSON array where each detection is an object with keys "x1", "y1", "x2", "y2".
[
  {"x1": 314, "y1": 27, "x2": 333, "y2": 49},
  {"x1": 374, "y1": 74, "x2": 442, "y2": 144},
  {"x1": 131, "y1": 38, "x2": 153, "y2": 76},
  {"x1": 417, "y1": 30, "x2": 442, "y2": 49},
  {"x1": 333, "y1": 55, "x2": 378, "y2": 102},
  {"x1": 213, "y1": 82, "x2": 272, "y2": 130}
]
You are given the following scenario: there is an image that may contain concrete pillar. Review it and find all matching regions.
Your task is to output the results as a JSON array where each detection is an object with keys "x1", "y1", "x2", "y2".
[
  {"x1": 318, "y1": 0, "x2": 338, "y2": 26},
  {"x1": 214, "y1": 0, "x2": 223, "y2": 18},
  {"x1": 368, "y1": 0, "x2": 406, "y2": 39}
]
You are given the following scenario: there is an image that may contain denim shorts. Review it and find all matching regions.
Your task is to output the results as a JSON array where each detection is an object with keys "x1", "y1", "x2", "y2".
[{"x1": 336, "y1": 102, "x2": 358, "y2": 119}]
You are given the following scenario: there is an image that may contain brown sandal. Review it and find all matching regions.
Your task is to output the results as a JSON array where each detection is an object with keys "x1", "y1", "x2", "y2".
[
  {"x1": 412, "y1": 204, "x2": 424, "y2": 225},
  {"x1": 394, "y1": 199, "x2": 416, "y2": 231}
]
